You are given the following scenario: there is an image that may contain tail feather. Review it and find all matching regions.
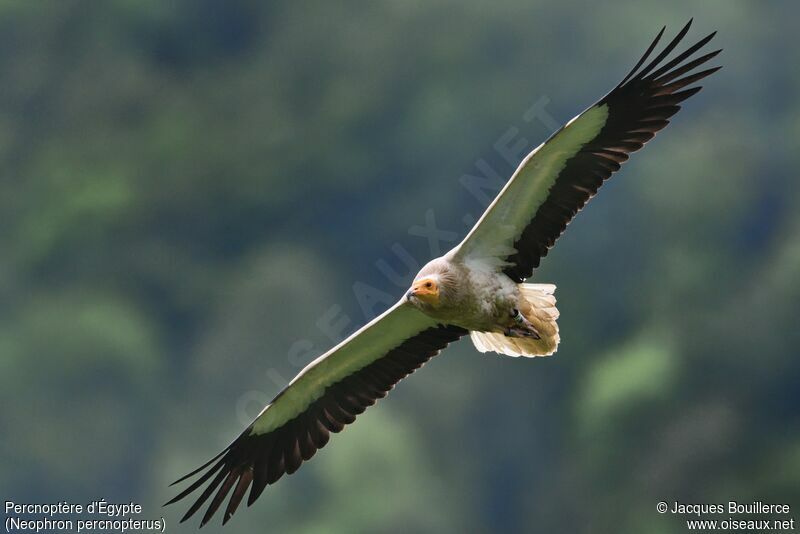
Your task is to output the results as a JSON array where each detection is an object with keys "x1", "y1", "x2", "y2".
[{"x1": 470, "y1": 283, "x2": 560, "y2": 358}]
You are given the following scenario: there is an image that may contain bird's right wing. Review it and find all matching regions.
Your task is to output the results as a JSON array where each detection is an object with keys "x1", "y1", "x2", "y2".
[
  {"x1": 453, "y1": 21, "x2": 720, "y2": 281},
  {"x1": 166, "y1": 300, "x2": 466, "y2": 527}
]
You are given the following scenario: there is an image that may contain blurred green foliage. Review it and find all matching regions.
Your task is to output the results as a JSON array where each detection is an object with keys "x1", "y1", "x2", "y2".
[{"x1": 1, "y1": 1, "x2": 798, "y2": 533}]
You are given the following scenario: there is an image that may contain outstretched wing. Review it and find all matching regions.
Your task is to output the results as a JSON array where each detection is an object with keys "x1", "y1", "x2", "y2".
[
  {"x1": 166, "y1": 300, "x2": 466, "y2": 527},
  {"x1": 454, "y1": 20, "x2": 721, "y2": 281}
]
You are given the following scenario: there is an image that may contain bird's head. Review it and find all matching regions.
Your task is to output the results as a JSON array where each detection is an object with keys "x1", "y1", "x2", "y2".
[{"x1": 406, "y1": 276, "x2": 441, "y2": 308}]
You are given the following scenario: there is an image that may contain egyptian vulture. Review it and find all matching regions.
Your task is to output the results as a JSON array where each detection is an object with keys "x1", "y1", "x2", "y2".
[{"x1": 168, "y1": 21, "x2": 720, "y2": 526}]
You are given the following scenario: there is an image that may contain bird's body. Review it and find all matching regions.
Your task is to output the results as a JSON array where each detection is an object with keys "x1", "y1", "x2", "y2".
[
  {"x1": 409, "y1": 255, "x2": 519, "y2": 332},
  {"x1": 408, "y1": 254, "x2": 559, "y2": 356},
  {"x1": 167, "y1": 21, "x2": 721, "y2": 527}
]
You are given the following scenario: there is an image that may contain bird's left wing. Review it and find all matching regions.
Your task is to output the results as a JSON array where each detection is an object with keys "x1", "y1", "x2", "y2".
[
  {"x1": 166, "y1": 300, "x2": 466, "y2": 527},
  {"x1": 453, "y1": 21, "x2": 721, "y2": 281}
]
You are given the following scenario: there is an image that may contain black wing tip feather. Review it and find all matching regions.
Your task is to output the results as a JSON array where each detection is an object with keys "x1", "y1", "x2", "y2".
[
  {"x1": 166, "y1": 449, "x2": 227, "y2": 489},
  {"x1": 618, "y1": 24, "x2": 668, "y2": 87},
  {"x1": 614, "y1": 21, "x2": 721, "y2": 96},
  {"x1": 166, "y1": 324, "x2": 466, "y2": 527}
]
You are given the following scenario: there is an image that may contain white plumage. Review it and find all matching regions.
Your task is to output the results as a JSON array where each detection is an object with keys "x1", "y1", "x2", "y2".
[{"x1": 470, "y1": 284, "x2": 560, "y2": 357}]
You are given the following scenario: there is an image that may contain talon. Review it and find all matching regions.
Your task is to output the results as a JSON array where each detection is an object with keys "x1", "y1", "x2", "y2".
[{"x1": 504, "y1": 309, "x2": 542, "y2": 339}]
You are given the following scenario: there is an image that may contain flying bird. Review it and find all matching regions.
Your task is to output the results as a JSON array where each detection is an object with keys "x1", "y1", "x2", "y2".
[{"x1": 168, "y1": 20, "x2": 720, "y2": 526}]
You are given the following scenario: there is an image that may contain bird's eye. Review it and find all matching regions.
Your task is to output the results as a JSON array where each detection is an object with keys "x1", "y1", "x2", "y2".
[{"x1": 425, "y1": 282, "x2": 432, "y2": 288}]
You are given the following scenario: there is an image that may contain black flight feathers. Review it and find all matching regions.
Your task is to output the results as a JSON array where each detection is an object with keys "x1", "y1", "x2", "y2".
[
  {"x1": 503, "y1": 19, "x2": 721, "y2": 282},
  {"x1": 165, "y1": 324, "x2": 465, "y2": 527}
]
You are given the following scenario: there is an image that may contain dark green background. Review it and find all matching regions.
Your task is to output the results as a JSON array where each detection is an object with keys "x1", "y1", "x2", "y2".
[{"x1": 2, "y1": 1, "x2": 798, "y2": 532}]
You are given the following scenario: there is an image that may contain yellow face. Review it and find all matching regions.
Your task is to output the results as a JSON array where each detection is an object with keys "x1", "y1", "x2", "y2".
[{"x1": 408, "y1": 277, "x2": 440, "y2": 306}]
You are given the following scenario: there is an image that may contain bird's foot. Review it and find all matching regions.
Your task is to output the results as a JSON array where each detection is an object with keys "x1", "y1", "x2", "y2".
[
  {"x1": 504, "y1": 309, "x2": 541, "y2": 339},
  {"x1": 504, "y1": 326, "x2": 541, "y2": 339}
]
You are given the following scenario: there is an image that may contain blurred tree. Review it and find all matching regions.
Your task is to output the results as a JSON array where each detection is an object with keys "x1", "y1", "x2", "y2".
[{"x1": 0, "y1": 1, "x2": 797, "y2": 533}]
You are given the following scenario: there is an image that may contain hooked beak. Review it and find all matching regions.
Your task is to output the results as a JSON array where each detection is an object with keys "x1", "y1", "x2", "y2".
[{"x1": 405, "y1": 289, "x2": 416, "y2": 301}]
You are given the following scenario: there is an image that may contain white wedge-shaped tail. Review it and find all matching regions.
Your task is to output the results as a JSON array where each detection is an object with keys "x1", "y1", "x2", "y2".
[{"x1": 470, "y1": 283, "x2": 560, "y2": 357}]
